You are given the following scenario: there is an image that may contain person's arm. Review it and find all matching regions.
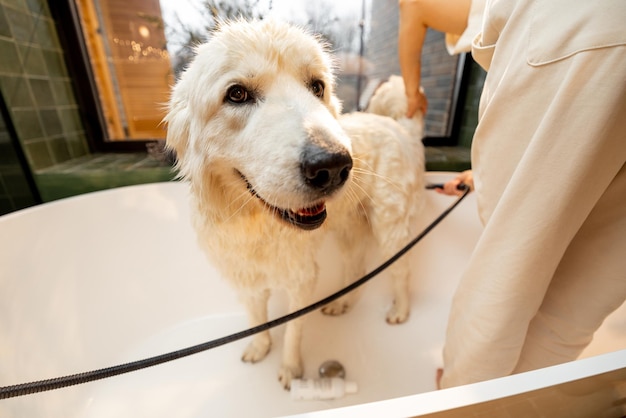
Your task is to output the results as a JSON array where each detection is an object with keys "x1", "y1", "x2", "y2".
[
  {"x1": 398, "y1": 0, "x2": 429, "y2": 117},
  {"x1": 398, "y1": 0, "x2": 472, "y2": 118}
]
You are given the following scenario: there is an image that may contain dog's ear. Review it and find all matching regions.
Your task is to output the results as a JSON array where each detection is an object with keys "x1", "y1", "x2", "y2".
[
  {"x1": 329, "y1": 93, "x2": 343, "y2": 118},
  {"x1": 164, "y1": 100, "x2": 190, "y2": 165}
]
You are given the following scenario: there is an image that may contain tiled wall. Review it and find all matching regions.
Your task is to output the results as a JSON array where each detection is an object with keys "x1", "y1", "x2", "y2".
[
  {"x1": 0, "y1": 0, "x2": 89, "y2": 214},
  {"x1": 0, "y1": 102, "x2": 38, "y2": 214}
]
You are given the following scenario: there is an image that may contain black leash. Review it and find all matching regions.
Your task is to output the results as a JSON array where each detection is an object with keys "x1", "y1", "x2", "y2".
[{"x1": 0, "y1": 186, "x2": 470, "y2": 400}]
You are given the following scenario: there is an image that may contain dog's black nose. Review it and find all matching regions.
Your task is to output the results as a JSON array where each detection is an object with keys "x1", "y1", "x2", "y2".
[{"x1": 301, "y1": 143, "x2": 352, "y2": 192}]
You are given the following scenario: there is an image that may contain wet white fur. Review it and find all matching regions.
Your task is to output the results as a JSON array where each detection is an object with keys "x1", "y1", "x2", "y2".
[{"x1": 165, "y1": 19, "x2": 425, "y2": 389}]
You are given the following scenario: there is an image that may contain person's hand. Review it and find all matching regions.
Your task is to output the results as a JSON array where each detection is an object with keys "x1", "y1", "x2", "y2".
[
  {"x1": 435, "y1": 170, "x2": 474, "y2": 196},
  {"x1": 406, "y1": 90, "x2": 428, "y2": 118},
  {"x1": 436, "y1": 368, "x2": 444, "y2": 390}
]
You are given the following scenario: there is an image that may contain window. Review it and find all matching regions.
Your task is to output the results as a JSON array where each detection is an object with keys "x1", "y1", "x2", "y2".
[
  {"x1": 74, "y1": 0, "x2": 173, "y2": 141},
  {"x1": 51, "y1": 0, "x2": 468, "y2": 149}
]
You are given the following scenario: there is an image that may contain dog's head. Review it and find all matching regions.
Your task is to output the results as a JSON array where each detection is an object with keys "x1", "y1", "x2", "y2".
[{"x1": 165, "y1": 19, "x2": 352, "y2": 231}]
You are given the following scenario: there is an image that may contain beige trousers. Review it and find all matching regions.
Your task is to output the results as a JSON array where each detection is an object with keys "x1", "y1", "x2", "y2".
[{"x1": 441, "y1": 0, "x2": 626, "y2": 388}]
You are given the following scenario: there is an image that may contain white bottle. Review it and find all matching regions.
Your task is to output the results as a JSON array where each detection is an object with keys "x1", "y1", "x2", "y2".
[{"x1": 290, "y1": 377, "x2": 358, "y2": 400}]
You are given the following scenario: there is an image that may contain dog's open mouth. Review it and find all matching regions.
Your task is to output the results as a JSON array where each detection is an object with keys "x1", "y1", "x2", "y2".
[
  {"x1": 283, "y1": 202, "x2": 327, "y2": 230},
  {"x1": 237, "y1": 171, "x2": 327, "y2": 231}
]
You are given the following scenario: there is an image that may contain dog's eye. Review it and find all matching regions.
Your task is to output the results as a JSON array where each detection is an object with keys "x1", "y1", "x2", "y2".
[
  {"x1": 310, "y1": 80, "x2": 325, "y2": 99},
  {"x1": 226, "y1": 85, "x2": 251, "y2": 104}
]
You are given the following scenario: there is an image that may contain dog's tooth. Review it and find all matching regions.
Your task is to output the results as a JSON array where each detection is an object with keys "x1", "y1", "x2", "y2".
[{"x1": 292, "y1": 202, "x2": 326, "y2": 217}]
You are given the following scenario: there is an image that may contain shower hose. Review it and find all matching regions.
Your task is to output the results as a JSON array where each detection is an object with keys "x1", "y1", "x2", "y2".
[{"x1": 0, "y1": 184, "x2": 470, "y2": 399}]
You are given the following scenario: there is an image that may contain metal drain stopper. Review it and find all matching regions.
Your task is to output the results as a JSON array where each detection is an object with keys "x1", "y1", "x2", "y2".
[{"x1": 318, "y1": 360, "x2": 346, "y2": 378}]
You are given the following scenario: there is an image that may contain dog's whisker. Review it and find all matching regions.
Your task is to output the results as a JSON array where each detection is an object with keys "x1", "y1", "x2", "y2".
[
  {"x1": 228, "y1": 188, "x2": 253, "y2": 207},
  {"x1": 224, "y1": 178, "x2": 255, "y2": 208},
  {"x1": 351, "y1": 156, "x2": 378, "y2": 173},
  {"x1": 351, "y1": 166, "x2": 405, "y2": 194},
  {"x1": 345, "y1": 180, "x2": 374, "y2": 226},
  {"x1": 345, "y1": 184, "x2": 372, "y2": 227},
  {"x1": 348, "y1": 173, "x2": 377, "y2": 204},
  {"x1": 223, "y1": 193, "x2": 257, "y2": 223},
  {"x1": 259, "y1": 192, "x2": 282, "y2": 219}
]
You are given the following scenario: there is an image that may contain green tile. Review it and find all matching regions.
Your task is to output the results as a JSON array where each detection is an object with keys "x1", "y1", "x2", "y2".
[
  {"x1": 23, "y1": 137, "x2": 52, "y2": 169},
  {"x1": 0, "y1": 5, "x2": 11, "y2": 38},
  {"x1": 39, "y1": 108, "x2": 62, "y2": 135},
  {"x1": 41, "y1": 49, "x2": 66, "y2": 77},
  {"x1": 30, "y1": 152, "x2": 178, "y2": 202},
  {"x1": 458, "y1": 126, "x2": 475, "y2": 148},
  {"x1": 35, "y1": 166, "x2": 176, "y2": 202},
  {"x1": 3, "y1": 166, "x2": 30, "y2": 196},
  {"x1": 58, "y1": 107, "x2": 84, "y2": 133},
  {"x1": 80, "y1": 155, "x2": 126, "y2": 170},
  {"x1": 66, "y1": 133, "x2": 89, "y2": 159},
  {"x1": 11, "y1": 108, "x2": 43, "y2": 139},
  {"x1": 0, "y1": 39, "x2": 22, "y2": 73},
  {"x1": 28, "y1": 77, "x2": 54, "y2": 106},
  {"x1": 425, "y1": 146, "x2": 471, "y2": 172},
  {"x1": 0, "y1": 0, "x2": 27, "y2": 12},
  {"x1": 5, "y1": 6, "x2": 33, "y2": 42},
  {"x1": 18, "y1": 44, "x2": 47, "y2": 76},
  {"x1": 37, "y1": 153, "x2": 89, "y2": 172},
  {"x1": 36, "y1": 18, "x2": 59, "y2": 50},
  {"x1": 50, "y1": 79, "x2": 75, "y2": 106},
  {"x1": 48, "y1": 135, "x2": 71, "y2": 162},
  {"x1": 25, "y1": 0, "x2": 48, "y2": 15},
  {"x1": 0, "y1": 75, "x2": 33, "y2": 107},
  {"x1": 0, "y1": 141, "x2": 19, "y2": 164}
]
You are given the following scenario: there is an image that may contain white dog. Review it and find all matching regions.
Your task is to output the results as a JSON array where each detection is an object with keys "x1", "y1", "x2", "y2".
[{"x1": 165, "y1": 19, "x2": 425, "y2": 389}]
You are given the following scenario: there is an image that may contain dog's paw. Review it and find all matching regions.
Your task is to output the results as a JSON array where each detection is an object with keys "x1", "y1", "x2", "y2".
[
  {"x1": 321, "y1": 299, "x2": 352, "y2": 316},
  {"x1": 241, "y1": 339, "x2": 271, "y2": 363},
  {"x1": 278, "y1": 362, "x2": 304, "y2": 390},
  {"x1": 385, "y1": 303, "x2": 410, "y2": 324}
]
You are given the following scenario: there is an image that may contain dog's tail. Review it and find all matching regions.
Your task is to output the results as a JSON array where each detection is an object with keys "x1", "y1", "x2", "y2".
[{"x1": 365, "y1": 75, "x2": 424, "y2": 139}]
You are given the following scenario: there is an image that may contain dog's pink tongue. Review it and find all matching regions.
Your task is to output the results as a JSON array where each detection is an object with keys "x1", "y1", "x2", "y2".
[{"x1": 297, "y1": 202, "x2": 325, "y2": 216}]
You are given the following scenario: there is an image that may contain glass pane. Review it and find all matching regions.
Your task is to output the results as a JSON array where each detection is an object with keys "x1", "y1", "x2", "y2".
[
  {"x1": 160, "y1": 0, "x2": 366, "y2": 109},
  {"x1": 75, "y1": 0, "x2": 174, "y2": 140},
  {"x1": 74, "y1": 0, "x2": 460, "y2": 141}
]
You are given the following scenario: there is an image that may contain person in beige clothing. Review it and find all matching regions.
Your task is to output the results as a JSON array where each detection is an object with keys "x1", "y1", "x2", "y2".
[{"x1": 401, "y1": 0, "x2": 626, "y2": 388}]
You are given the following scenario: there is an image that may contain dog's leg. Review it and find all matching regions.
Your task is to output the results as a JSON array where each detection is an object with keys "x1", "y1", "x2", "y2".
[
  {"x1": 384, "y1": 255, "x2": 411, "y2": 324},
  {"x1": 278, "y1": 282, "x2": 314, "y2": 389},
  {"x1": 321, "y1": 233, "x2": 367, "y2": 316},
  {"x1": 241, "y1": 288, "x2": 272, "y2": 363},
  {"x1": 371, "y1": 209, "x2": 414, "y2": 324}
]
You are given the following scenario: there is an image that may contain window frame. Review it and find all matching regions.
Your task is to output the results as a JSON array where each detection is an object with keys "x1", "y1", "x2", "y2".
[
  {"x1": 49, "y1": 0, "x2": 153, "y2": 152},
  {"x1": 424, "y1": 52, "x2": 472, "y2": 147},
  {"x1": 50, "y1": 0, "x2": 473, "y2": 151}
]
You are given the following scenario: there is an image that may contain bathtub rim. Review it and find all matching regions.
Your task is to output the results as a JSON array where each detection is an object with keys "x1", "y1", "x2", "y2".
[{"x1": 283, "y1": 348, "x2": 626, "y2": 417}]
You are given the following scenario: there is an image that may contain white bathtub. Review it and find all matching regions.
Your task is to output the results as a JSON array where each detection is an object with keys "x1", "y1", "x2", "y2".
[{"x1": 0, "y1": 173, "x2": 624, "y2": 417}]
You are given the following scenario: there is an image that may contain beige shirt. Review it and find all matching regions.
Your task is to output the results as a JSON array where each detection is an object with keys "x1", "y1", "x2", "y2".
[{"x1": 441, "y1": 0, "x2": 626, "y2": 388}]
